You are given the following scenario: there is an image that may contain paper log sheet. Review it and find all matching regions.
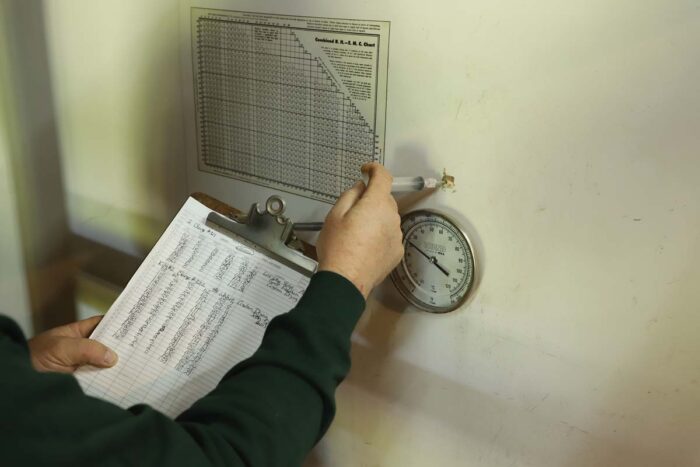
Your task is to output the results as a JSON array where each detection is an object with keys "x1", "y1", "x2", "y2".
[{"x1": 76, "y1": 198, "x2": 311, "y2": 418}]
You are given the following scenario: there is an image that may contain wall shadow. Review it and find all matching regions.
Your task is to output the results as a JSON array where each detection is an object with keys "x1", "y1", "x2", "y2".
[
  {"x1": 3, "y1": 0, "x2": 73, "y2": 331},
  {"x1": 3, "y1": 1, "x2": 189, "y2": 331}
]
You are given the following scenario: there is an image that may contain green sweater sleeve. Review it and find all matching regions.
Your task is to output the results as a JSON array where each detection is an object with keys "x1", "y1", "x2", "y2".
[{"x1": 0, "y1": 271, "x2": 365, "y2": 467}]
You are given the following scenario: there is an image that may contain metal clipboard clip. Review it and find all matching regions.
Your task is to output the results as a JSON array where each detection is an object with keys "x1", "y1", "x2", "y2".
[{"x1": 205, "y1": 195, "x2": 318, "y2": 277}]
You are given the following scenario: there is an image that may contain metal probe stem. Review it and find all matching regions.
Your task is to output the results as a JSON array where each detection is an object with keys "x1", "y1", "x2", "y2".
[{"x1": 293, "y1": 222, "x2": 325, "y2": 231}]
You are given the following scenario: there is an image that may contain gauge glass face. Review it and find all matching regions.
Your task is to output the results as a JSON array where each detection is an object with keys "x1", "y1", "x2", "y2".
[{"x1": 390, "y1": 210, "x2": 475, "y2": 313}]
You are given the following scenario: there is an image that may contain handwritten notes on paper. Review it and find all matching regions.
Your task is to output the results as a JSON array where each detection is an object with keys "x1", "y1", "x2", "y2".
[{"x1": 75, "y1": 198, "x2": 311, "y2": 418}]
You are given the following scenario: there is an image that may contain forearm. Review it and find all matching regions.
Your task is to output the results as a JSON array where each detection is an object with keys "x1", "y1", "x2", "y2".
[
  {"x1": 177, "y1": 271, "x2": 365, "y2": 465},
  {"x1": 1, "y1": 272, "x2": 364, "y2": 466}
]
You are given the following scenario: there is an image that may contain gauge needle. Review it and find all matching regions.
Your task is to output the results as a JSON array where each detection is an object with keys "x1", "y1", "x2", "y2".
[{"x1": 407, "y1": 241, "x2": 450, "y2": 276}]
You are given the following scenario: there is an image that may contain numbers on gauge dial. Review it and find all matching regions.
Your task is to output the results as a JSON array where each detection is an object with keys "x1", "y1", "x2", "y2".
[{"x1": 392, "y1": 212, "x2": 474, "y2": 312}]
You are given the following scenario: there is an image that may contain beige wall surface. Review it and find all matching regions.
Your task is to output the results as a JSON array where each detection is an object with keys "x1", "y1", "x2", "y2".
[
  {"x1": 0, "y1": 100, "x2": 33, "y2": 336},
  {"x1": 44, "y1": 0, "x2": 188, "y2": 257},
  {"x1": 0, "y1": 2, "x2": 32, "y2": 336},
  {"x1": 43, "y1": 0, "x2": 700, "y2": 466}
]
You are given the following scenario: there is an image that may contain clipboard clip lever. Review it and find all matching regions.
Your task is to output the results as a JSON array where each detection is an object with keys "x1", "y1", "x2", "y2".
[{"x1": 205, "y1": 195, "x2": 317, "y2": 275}]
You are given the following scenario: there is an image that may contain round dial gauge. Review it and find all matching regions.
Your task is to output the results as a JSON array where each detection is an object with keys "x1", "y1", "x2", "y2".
[{"x1": 390, "y1": 210, "x2": 476, "y2": 313}]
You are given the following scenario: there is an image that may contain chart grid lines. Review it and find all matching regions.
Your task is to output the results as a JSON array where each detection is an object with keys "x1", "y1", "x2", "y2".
[{"x1": 194, "y1": 13, "x2": 383, "y2": 202}]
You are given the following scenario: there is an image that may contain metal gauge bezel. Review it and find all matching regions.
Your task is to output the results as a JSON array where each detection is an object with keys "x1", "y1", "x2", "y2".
[{"x1": 390, "y1": 209, "x2": 477, "y2": 313}]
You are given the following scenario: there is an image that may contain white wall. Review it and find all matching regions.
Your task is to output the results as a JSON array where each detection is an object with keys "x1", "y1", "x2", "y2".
[
  {"x1": 44, "y1": 0, "x2": 188, "y2": 257},
  {"x1": 1, "y1": 0, "x2": 78, "y2": 333},
  {"x1": 43, "y1": 0, "x2": 700, "y2": 466},
  {"x1": 0, "y1": 63, "x2": 33, "y2": 334}
]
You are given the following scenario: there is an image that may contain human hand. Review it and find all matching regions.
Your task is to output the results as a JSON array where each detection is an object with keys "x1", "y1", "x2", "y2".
[
  {"x1": 316, "y1": 163, "x2": 404, "y2": 298},
  {"x1": 27, "y1": 315, "x2": 118, "y2": 373}
]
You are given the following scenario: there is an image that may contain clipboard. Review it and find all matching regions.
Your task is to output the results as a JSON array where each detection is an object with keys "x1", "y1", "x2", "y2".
[
  {"x1": 76, "y1": 192, "x2": 322, "y2": 418},
  {"x1": 192, "y1": 192, "x2": 318, "y2": 277}
]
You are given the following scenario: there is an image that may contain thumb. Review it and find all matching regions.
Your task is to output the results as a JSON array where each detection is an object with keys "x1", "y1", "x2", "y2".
[
  {"x1": 329, "y1": 181, "x2": 365, "y2": 218},
  {"x1": 57, "y1": 337, "x2": 119, "y2": 369}
]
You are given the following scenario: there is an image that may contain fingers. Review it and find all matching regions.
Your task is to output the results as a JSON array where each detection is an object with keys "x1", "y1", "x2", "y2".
[
  {"x1": 57, "y1": 337, "x2": 118, "y2": 370},
  {"x1": 361, "y1": 162, "x2": 393, "y2": 195},
  {"x1": 329, "y1": 181, "x2": 366, "y2": 218},
  {"x1": 73, "y1": 315, "x2": 104, "y2": 337},
  {"x1": 357, "y1": 163, "x2": 399, "y2": 222},
  {"x1": 37, "y1": 315, "x2": 104, "y2": 339}
]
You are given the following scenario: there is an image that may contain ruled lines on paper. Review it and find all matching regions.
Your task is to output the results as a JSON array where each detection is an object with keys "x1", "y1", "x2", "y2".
[{"x1": 75, "y1": 198, "x2": 311, "y2": 418}]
